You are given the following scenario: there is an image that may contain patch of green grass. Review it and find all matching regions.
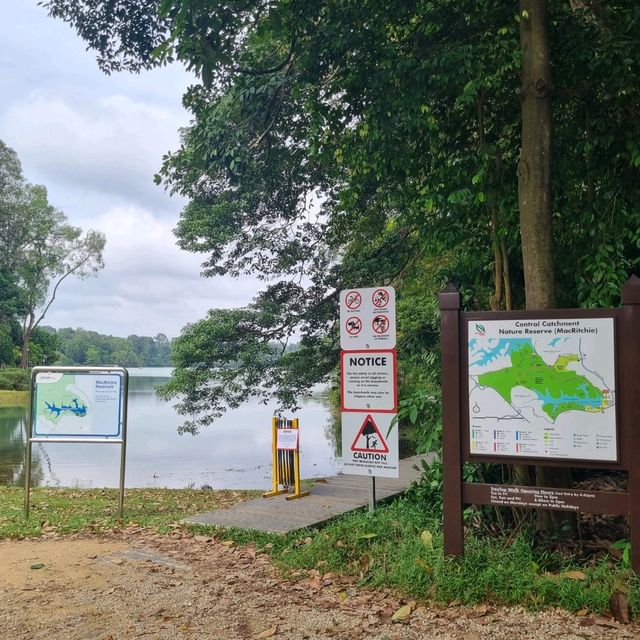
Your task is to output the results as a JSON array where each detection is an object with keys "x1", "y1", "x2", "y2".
[
  {"x1": 0, "y1": 486, "x2": 258, "y2": 539},
  {"x1": 194, "y1": 497, "x2": 640, "y2": 616},
  {"x1": 0, "y1": 390, "x2": 29, "y2": 407}
]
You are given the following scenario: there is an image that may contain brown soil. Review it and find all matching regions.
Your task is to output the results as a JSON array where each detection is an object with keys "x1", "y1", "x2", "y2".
[{"x1": 0, "y1": 529, "x2": 637, "y2": 640}]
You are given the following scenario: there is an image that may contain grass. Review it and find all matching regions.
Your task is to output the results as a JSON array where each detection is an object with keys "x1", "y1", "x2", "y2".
[
  {"x1": 0, "y1": 390, "x2": 29, "y2": 407},
  {"x1": 0, "y1": 486, "x2": 259, "y2": 538},
  {"x1": 190, "y1": 497, "x2": 640, "y2": 617},
  {"x1": 3, "y1": 484, "x2": 639, "y2": 617}
]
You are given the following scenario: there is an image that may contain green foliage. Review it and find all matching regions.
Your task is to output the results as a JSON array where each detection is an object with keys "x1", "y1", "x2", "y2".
[
  {"x1": 0, "y1": 139, "x2": 106, "y2": 367},
  {"x1": 42, "y1": 2, "x2": 640, "y2": 442},
  {"x1": 48, "y1": 327, "x2": 172, "y2": 368},
  {"x1": 0, "y1": 368, "x2": 30, "y2": 391}
]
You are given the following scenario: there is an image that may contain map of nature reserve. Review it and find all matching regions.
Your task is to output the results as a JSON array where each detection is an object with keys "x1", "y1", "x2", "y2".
[
  {"x1": 34, "y1": 371, "x2": 123, "y2": 437},
  {"x1": 468, "y1": 318, "x2": 617, "y2": 461}
]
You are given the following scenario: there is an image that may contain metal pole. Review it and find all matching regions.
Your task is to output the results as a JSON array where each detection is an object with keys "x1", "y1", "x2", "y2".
[
  {"x1": 369, "y1": 476, "x2": 376, "y2": 512},
  {"x1": 24, "y1": 439, "x2": 32, "y2": 519},
  {"x1": 24, "y1": 369, "x2": 36, "y2": 519},
  {"x1": 118, "y1": 369, "x2": 129, "y2": 519}
]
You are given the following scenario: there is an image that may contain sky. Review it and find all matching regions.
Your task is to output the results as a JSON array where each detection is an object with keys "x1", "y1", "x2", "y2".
[{"x1": 0, "y1": 2, "x2": 260, "y2": 338}]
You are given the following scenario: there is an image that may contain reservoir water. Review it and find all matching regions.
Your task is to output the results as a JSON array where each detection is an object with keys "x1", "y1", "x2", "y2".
[{"x1": 0, "y1": 368, "x2": 341, "y2": 490}]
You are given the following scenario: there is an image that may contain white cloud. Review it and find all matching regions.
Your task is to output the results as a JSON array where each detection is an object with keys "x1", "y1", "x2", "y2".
[
  {"x1": 0, "y1": 93, "x2": 186, "y2": 216},
  {"x1": 43, "y1": 206, "x2": 260, "y2": 337},
  {"x1": 1, "y1": 2, "x2": 263, "y2": 339}
]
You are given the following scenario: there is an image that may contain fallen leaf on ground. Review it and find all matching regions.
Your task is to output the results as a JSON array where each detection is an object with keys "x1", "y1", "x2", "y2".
[
  {"x1": 558, "y1": 570, "x2": 587, "y2": 581},
  {"x1": 255, "y1": 626, "x2": 277, "y2": 638},
  {"x1": 391, "y1": 605, "x2": 412, "y2": 622},
  {"x1": 421, "y1": 530, "x2": 433, "y2": 549}
]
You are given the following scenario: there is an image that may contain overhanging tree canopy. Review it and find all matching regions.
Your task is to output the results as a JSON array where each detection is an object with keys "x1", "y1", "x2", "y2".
[{"x1": 43, "y1": 1, "x2": 640, "y2": 431}]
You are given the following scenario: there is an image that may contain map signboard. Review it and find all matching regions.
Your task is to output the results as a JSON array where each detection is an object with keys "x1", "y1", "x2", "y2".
[
  {"x1": 341, "y1": 350, "x2": 397, "y2": 412},
  {"x1": 341, "y1": 412, "x2": 399, "y2": 477},
  {"x1": 467, "y1": 317, "x2": 617, "y2": 462},
  {"x1": 339, "y1": 286, "x2": 396, "y2": 350},
  {"x1": 32, "y1": 369, "x2": 126, "y2": 439}
]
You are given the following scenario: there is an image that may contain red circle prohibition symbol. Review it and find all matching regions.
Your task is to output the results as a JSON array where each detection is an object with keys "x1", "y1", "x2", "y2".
[
  {"x1": 372, "y1": 288, "x2": 389, "y2": 308},
  {"x1": 372, "y1": 315, "x2": 389, "y2": 334},
  {"x1": 345, "y1": 317, "x2": 362, "y2": 335},
  {"x1": 345, "y1": 290, "x2": 362, "y2": 310}
]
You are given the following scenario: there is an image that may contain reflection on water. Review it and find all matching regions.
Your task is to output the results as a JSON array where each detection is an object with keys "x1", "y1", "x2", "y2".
[{"x1": 0, "y1": 368, "x2": 341, "y2": 490}]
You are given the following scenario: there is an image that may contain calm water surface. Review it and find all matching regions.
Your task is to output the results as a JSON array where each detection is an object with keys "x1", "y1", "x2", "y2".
[{"x1": 0, "y1": 368, "x2": 340, "y2": 489}]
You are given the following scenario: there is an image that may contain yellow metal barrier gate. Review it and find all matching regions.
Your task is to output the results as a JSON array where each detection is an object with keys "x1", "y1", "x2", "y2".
[{"x1": 262, "y1": 417, "x2": 309, "y2": 500}]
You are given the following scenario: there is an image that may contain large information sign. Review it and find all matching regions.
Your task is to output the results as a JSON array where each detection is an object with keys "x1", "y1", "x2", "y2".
[
  {"x1": 439, "y1": 277, "x2": 640, "y2": 572},
  {"x1": 468, "y1": 317, "x2": 617, "y2": 462},
  {"x1": 33, "y1": 370, "x2": 125, "y2": 438}
]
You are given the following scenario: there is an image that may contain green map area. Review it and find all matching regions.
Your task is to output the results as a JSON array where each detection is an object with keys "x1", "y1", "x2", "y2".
[
  {"x1": 38, "y1": 377, "x2": 91, "y2": 424},
  {"x1": 478, "y1": 342, "x2": 607, "y2": 420}
]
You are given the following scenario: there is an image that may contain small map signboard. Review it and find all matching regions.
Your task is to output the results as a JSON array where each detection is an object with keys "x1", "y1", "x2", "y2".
[
  {"x1": 25, "y1": 366, "x2": 129, "y2": 519},
  {"x1": 339, "y1": 287, "x2": 396, "y2": 350},
  {"x1": 341, "y1": 412, "x2": 399, "y2": 477},
  {"x1": 468, "y1": 318, "x2": 616, "y2": 462},
  {"x1": 33, "y1": 370, "x2": 126, "y2": 439}
]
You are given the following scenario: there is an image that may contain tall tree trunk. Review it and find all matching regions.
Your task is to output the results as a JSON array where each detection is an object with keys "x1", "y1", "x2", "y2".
[
  {"x1": 518, "y1": 0, "x2": 576, "y2": 534},
  {"x1": 518, "y1": 0, "x2": 555, "y2": 310}
]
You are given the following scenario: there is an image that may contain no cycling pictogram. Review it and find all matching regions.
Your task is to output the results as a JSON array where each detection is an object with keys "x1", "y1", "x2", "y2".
[
  {"x1": 372, "y1": 315, "x2": 389, "y2": 334},
  {"x1": 345, "y1": 290, "x2": 362, "y2": 310},
  {"x1": 345, "y1": 316, "x2": 362, "y2": 335},
  {"x1": 372, "y1": 289, "x2": 390, "y2": 308}
]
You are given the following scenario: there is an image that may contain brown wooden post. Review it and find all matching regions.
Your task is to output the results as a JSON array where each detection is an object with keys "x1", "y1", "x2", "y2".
[
  {"x1": 622, "y1": 275, "x2": 640, "y2": 572},
  {"x1": 439, "y1": 285, "x2": 463, "y2": 557}
]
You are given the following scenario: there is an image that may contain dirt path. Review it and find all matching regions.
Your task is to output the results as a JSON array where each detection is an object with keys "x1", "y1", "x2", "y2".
[{"x1": 0, "y1": 530, "x2": 636, "y2": 640}]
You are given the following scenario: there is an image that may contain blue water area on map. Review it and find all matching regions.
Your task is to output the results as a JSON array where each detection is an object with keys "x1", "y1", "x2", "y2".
[
  {"x1": 469, "y1": 338, "x2": 533, "y2": 367},
  {"x1": 534, "y1": 389, "x2": 601, "y2": 410}
]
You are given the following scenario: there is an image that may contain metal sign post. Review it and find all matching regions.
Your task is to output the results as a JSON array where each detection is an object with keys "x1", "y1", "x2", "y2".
[
  {"x1": 339, "y1": 286, "x2": 399, "y2": 511},
  {"x1": 24, "y1": 366, "x2": 129, "y2": 519}
]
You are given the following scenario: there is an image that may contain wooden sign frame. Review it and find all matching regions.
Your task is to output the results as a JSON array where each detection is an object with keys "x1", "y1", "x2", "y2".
[{"x1": 440, "y1": 276, "x2": 640, "y2": 571}]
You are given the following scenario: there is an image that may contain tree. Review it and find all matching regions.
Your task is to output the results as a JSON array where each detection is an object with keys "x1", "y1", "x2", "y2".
[
  {"x1": 16, "y1": 184, "x2": 105, "y2": 367},
  {"x1": 42, "y1": 1, "x2": 640, "y2": 431},
  {"x1": 0, "y1": 140, "x2": 106, "y2": 367}
]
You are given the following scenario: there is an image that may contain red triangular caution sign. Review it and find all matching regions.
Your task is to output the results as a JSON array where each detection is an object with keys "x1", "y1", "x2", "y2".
[{"x1": 351, "y1": 414, "x2": 389, "y2": 453}]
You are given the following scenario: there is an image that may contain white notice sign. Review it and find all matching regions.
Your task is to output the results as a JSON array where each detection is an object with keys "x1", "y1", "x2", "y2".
[
  {"x1": 340, "y1": 287, "x2": 396, "y2": 350},
  {"x1": 341, "y1": 412, "x2": 399, "y2": 477},
  {"x1": 341, "y1": 350, "x2": 397, "y2": 412},
  {"x1": 276, "y1": 428, "x2": 299, "y2": 450},
  {"x1": 468, "y1": 317, "x2": 617, "y2": 461}
]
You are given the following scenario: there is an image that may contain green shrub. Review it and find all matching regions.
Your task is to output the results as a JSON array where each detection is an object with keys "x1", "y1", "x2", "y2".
[{"x1": 0, "y1": 367, "x2": 30, "y2": 391}]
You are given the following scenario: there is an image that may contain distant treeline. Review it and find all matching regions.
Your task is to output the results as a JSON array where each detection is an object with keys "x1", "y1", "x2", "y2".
[{"x1": 45, "y1": 327, "x2": 172, "y2": 368}]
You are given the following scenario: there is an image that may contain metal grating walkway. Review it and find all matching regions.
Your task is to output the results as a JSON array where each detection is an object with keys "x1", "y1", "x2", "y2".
[{"x1": 184, "y1": 454, "x2": 434, "y2": 534}]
